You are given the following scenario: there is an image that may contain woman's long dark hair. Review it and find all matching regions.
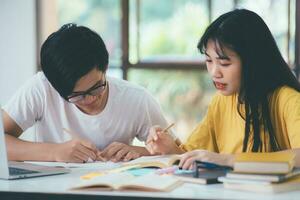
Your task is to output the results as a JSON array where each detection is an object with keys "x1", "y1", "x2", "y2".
[{"x1": 198, "y1": 9, "x2": 300, "y2": 152}]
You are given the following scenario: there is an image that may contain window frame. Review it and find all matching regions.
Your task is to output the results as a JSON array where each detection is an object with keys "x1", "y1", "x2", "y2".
[
  {"x1": 120, "y1": 0, "x2": 299, "y2": 80},
  {"x1": 36, "y1": 0, "x2": 299, "y2": 80},
  {"x1": 295, "y1": 0, "x2": 300, "y2": 80}
]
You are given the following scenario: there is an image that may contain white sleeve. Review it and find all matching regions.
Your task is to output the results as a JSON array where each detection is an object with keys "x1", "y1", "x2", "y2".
[
  {"x1": 135, "y1": 90, "x2": 168, "y2": 142},
  {"x1": 2, "y1": 74, "x2": 45, "y2": 131}
]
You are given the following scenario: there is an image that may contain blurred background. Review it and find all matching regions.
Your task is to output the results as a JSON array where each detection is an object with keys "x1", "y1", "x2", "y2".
[{"x1": 0, "y1": 0, "x2": 299, "y2": 143}]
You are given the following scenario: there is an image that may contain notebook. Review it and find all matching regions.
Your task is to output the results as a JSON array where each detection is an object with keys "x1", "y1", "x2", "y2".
[
  {"x1": 70, "y1": 172, "x2": 182, "y2": 192},
  {"x1": 0, "y1": 111, "x2": 70, "y2": 180},
  {"x1": 234, "y1": 152, "x2": 295, "y2": 174},
  {"x1": 173, "y1": 168, "x2": 227, "y2": 184},
  {"x1": 219, "y1": 175, "x2": 300, "y2": 193},
  {"x1": 226, "y1": 168, "x2": 300, "y2": 182}
]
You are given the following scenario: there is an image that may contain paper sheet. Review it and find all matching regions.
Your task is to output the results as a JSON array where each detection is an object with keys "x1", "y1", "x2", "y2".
[{"x1": 25, "y1": 160, "x2": 121, "y2": 170}]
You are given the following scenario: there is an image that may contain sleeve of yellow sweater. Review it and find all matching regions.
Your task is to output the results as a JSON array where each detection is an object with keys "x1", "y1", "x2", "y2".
[
  {"x1": 283, "y1": 90, "x2": 300, "y2": 148},
  {"x1": 181, "y1": 94, "x2": 220, "y2": 152}
]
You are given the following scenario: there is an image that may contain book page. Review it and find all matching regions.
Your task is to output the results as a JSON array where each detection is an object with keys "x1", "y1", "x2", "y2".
[
  {"x1": 123, "y1": 155, "x2": 181, "y2": 168},
  {"x1": 71, "y1": 172, "x2": 135, "y2": 190},
  {"x1": 120, "y1": 173, "x2": 182, "y2": 192},
  {"x1": 71, "y1": 172, "x2": 182, "y2": 192},
  {"x1": 25, "y1": 160, "x2": 121, "y2": 170}
]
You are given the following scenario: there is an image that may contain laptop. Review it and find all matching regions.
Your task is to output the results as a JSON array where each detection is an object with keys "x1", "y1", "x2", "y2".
[{"x1": 0, "y1": 112, "x2": 70, "y2": 180}]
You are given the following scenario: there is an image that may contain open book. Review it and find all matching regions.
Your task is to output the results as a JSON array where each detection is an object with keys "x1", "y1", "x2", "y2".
[
  {"x1": 70, "y1": 172, "x2": 182, "y2": 192},
  {"x1": 122, "y1": 155, "x2": 182, "y2": 169}
]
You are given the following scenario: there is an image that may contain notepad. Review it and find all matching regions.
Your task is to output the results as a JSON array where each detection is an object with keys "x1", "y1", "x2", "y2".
[
  {"x1": 173, "y1": 169, "x2": 227, "y2": 184},
  {"x1": 70, "y1": 172, "x2": 182, "y2": 192}
]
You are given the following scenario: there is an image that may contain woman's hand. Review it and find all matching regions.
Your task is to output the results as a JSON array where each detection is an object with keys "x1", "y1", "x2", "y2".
[
  {"x1": 179, "y1": 149, "x2": 235, "y2": 170},
  {"x1": 145, "y1": 125, "x2": 184, "y2": 155}
]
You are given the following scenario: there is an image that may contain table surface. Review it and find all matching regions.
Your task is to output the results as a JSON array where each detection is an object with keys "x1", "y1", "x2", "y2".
[{"x1": 0, "y1": 164, "x2": 299, "y2": 200}]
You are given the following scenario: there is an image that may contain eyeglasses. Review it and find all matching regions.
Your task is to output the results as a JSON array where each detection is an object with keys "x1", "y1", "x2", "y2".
[{"x1": 67, "y1": 78, "x2": 107, "y2": 103}]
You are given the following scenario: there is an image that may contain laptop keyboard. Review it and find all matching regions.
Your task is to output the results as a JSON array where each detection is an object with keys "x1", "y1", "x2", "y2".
[{"x1": 9, "y1": 167, "x2": 39, "y2": 175}]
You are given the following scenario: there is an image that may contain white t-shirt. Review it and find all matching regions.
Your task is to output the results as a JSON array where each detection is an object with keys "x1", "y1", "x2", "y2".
[{"x1": 3, "y1": 72, "x2": 168, "y2": 149}]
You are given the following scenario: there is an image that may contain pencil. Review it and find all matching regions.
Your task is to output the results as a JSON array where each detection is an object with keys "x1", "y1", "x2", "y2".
[
  {"x1": 162, "y1": 123, "x2": 182, "y2": 146},
  {"x1": 162, "y1": 123, "x2": 175, "y2": 133},
  {"x1": 146, "y1": 123, "x2": 175, "y2": 145}
]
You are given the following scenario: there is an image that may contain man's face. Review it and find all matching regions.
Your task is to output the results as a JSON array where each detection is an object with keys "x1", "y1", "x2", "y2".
[{"x1": 67, "y1": 68, "x2": 107, "y2": 113}]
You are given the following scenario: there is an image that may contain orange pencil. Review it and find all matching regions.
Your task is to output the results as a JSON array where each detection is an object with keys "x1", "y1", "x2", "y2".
[{"x1": 146, "y1": 123, "x2": 175, "y2": 145}]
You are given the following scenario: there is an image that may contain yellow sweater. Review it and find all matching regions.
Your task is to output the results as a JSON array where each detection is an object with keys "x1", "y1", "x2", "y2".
[{"x1": 182, "y1": 86, "x2": 300, "y2": 153}]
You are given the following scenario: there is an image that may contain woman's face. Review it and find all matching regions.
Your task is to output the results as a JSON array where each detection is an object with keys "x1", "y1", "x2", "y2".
[{"x1": 205, "y1": 40, "x2": 242, "y2": 96}]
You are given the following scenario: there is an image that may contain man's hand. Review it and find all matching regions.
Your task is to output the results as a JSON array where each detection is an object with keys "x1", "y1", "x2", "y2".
[
  {"x1": 99, "y1": 142, "x2": 143, "y2": 162},
  {"x1": 51, "y1": 138, "x2": 98, "y2": 163}
]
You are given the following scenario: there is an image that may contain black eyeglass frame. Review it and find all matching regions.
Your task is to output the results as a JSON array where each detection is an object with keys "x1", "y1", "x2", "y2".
[{"x1": 67, "y1": 77, "x2": 107, "y2": 103}]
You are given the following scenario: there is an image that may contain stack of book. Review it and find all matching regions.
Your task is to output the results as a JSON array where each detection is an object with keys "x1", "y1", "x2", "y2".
[{"x1": 218, "y1": 152, "x2": 300, "y2": 193}]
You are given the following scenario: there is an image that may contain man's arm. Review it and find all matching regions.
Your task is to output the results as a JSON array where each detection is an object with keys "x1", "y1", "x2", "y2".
[
  {"x1": 3, "y1": 110, "x2": 98, "y2": 162},
  {"x1": 5, "y1": 134, "x2": 57, "y2": 161},
  {"x1": 3, "y1": 110, "x2": 57, "y2": 161}
]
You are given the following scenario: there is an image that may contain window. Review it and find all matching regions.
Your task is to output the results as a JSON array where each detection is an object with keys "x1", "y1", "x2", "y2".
[
  {"x1": 38, "y1": 0, "x2": 123, "y2": 77},
  {"x1": 38, "y1": 0, "x2": 297, "y2": 140},
  {"x1": 235, "y1": 0, "x2": 295, "y2": 65},
  {"x1": 129, "y1": 0, "x2": 209, "y2": 63}
]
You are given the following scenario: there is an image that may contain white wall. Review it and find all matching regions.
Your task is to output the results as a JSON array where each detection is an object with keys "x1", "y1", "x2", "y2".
[{"x1": 0, "y1": 0, "x2": 37, "y2": 105}]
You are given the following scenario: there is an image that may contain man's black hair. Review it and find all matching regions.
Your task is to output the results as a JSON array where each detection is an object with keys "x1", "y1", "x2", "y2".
[{"x1": 40, "y1": 23, "x2": 109, "y2": 99}]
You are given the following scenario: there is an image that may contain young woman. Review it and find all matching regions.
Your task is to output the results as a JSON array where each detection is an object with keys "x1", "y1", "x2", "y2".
[{"x1": 146, "y1": 9, "x2": 300, "y2": 169}]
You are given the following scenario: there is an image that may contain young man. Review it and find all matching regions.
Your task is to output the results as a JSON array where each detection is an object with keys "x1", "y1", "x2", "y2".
[{"x1": 2, "y1": 23, "x2": 168, "y2": 163}]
